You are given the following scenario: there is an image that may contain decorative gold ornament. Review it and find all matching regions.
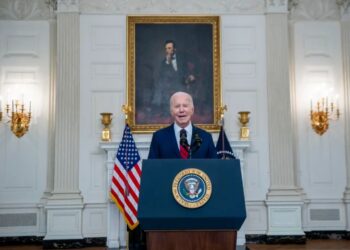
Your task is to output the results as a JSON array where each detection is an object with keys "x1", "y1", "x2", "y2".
[
  {"x1": 100, "y1": 112, "x2": 113, "y2": 141},
  {"x1": 6, "y1": 100, "x2": 32, "y2": 138},
  {"x1": 238, "y1": 111, "x2": 250, "y2": 140},
  {"x1": 218, "y1": 104, "x2": 227, "y2": 127},
  {"x1": 310, "y1": 98, "x2": 340, "y2": 135},
  {"x1": 122, "y1": 104, "x2": 132, "y2": 120}
]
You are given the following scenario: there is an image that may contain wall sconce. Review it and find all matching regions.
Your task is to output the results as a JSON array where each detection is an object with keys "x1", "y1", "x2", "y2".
[
  {"x1": 4, "y1": 100, "x2": 32, "y2": 138},
  {"x1": 310, "y1": 97, "x2": 340, "y2": 135}
]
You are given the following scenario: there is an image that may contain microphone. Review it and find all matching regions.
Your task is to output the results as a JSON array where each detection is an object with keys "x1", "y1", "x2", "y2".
[
  {"x1": 180, "y1": 129, "x2": 189, "y2": 148},
  {"x1": 191, "y1": 133, "x2": 202, "y2": 154}
]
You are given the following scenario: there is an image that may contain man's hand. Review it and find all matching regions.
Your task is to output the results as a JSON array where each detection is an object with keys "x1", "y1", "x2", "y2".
[{"x1": 185, "y1": 74, "x2": 196, "y2": 84}]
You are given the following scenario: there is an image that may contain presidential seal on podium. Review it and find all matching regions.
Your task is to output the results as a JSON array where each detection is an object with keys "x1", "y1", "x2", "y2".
[{"x1": 172, "y1": 168, "x2": 212, "y2": 209}]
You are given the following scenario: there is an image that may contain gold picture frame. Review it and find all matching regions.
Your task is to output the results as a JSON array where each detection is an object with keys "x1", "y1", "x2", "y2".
[{"x1": 127, "y1": 16, "x2": 221, "y2": 133}]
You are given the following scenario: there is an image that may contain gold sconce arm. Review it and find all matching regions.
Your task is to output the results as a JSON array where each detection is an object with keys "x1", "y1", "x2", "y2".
[
  {"x1": 310, "y1": 110, "x2": 329, "y2": 136},
  {"x1": 310, "y1": 97, "x2": 340, "y2": 135},
  {"x1": 3, "y1": 100, "x2": 32, "y2": 138}
]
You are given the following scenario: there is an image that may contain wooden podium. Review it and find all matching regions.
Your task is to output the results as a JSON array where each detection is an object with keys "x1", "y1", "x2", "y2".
[
  {"x1": 138, "y1": 159, "x2": 246, "y2": 250},
  {"x1": 146, "y1": 230, "x2": 237, "y2": 250}
]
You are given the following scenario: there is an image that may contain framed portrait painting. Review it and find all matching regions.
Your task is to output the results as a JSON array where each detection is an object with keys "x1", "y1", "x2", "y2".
[{"x1": 127, "y1": 16, "x2": 221, "y2": 133}]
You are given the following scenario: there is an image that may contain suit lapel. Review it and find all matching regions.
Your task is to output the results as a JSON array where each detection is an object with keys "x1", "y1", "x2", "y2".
[
  {"x1": 168, "y1": 124, "x2": 181, "y2": 158},
  {"x1": 190, "y1": 125, "x2": 197, "y2": 146}
]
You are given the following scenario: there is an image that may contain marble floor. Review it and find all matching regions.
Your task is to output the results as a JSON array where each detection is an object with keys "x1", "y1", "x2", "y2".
[
  {"x1": 247, "y1": 239, "x2": 350, "y2": 250},
  {"x1": 0, "y1": 240, "x2": 350, "y2": 250}
]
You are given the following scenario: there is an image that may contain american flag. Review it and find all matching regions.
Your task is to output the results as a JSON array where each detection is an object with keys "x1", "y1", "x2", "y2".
[{"x1": 110, "y1": 124, "x2": 142, "y2": 230}]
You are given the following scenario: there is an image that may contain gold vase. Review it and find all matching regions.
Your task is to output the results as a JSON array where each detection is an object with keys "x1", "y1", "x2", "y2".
[
  {"x1": 100, "y1": 112, "x2": 113, "y2": 141},
  {"x1": 238, "y1": 111, "x2": 250, "y2": 140}
]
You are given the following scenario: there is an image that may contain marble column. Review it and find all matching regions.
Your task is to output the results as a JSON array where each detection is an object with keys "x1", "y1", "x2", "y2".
[
  {"x1": 44, "y1": 0, "x2": 83, "y2": 240},
  {"x1": 265, "y1": 0, "x2": 304, "y2": 236},
  {"x1": 340, "y1": 3, "x2": 350, "y2": 231}
]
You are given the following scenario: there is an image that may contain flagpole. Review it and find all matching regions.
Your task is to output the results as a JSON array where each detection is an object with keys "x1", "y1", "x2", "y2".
[
  {"x1": 122, "y1": 104, "x2": 131, "y2": 196},
  {"x1": 221, "y1": 117, "x2": 225, "y2": 158},
  {"x1": 219, "y1": 105, "x2": 227, "y2": 159},
  {"x1": 111, "y1": 104, "x2": 141, "y2": 230}
]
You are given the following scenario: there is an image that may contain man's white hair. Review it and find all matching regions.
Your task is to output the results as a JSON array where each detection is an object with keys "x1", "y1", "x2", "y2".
[{"x1": 169, "y1": 91, "x2": 194, "y2": 108}]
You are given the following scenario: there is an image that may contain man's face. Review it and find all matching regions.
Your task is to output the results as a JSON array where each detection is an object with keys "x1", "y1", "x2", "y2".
[
  {"x1": 165, "y1": 42, "x2": 175, "y2": 56},
  {"x1": 170, "y1": 93, "x2": 194, "y2": 128}
]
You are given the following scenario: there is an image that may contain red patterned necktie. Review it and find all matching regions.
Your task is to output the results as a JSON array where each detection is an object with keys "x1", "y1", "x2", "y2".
[{"x1": 179, "y1": 129, "x2": 189, "y2": 159}]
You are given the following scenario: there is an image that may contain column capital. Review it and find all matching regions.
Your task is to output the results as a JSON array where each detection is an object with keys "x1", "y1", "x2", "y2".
[
  {"x1": 57, "y1": 0, "x2": 79, "y2": 13},
  {"x1": 337, "y1": 0, "x2": 350, "y2": 20},
  {"x1": 265, "y1": 0, "x2": 290, "y2": 13}
]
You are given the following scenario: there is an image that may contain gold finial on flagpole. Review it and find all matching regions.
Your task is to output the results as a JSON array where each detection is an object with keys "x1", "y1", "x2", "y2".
[
  {"x1": 218, "y1": 105, "x2": 227, "y2": 125},
  {"x1": 122, "y1": 104, "x2": 132, "y2": 123}
]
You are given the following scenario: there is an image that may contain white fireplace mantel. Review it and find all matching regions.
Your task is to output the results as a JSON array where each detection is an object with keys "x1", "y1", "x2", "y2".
[{"x1": 99, "y1": 140, "x2": 250, "y2": 248}]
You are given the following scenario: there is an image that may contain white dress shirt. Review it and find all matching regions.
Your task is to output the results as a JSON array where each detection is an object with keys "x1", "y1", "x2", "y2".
[{"x1": 174, "y1": 123, "x2": 192, "y2": 150}]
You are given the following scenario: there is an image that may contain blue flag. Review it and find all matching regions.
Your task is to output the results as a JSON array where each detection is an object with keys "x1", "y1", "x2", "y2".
[{"x1": 216, "y1": 126, "x2": 236, "y2": 159}]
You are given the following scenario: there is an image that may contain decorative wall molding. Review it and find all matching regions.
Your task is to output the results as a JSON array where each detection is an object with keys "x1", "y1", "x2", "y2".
[
  {"x1": 57, "y1": 0, "x2": 79, "y2": 13},
  {"x1": 289, "y1": 0, "x2": 341, "y2": 21},
  {"x1": 79, "y1": 0, "x2": 265, "y2": 14},
  {"x1": 337, "y1": 0, "x2": 350, "y2": 10},
  {"x1": 0, "y1": 0, "x2": 51, "y2": 20},
  {"x1": 288, "y1": 0, "x2": 299, "y2": 11}
]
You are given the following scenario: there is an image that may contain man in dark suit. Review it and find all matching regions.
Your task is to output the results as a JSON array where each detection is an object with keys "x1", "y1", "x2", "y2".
[
  {"x1": 151, "y1": 40, "x2": 198, "y2": 116},
  {"x1": 130, "y1": 92, "x2": 217, "y2": 249},
  {"x1": 148, "y1": 91, "x2": 217, "y2": 159}
]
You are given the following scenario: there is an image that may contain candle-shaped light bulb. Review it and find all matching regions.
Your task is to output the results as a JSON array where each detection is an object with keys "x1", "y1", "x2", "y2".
[
  {"x1": 322, "y1": 97, "x2": 325, "y2": 111},
  {"x1": 310, "y1": 99, "x2": 312, "y2": 111}
]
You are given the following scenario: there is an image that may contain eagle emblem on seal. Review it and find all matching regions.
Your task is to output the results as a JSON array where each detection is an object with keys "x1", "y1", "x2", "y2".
[{"x1": 184, "y1": 177, "x2": 202, "y2": 199}]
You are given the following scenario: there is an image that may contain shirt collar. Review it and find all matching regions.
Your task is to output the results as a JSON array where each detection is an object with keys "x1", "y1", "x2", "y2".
[
  {"x1": 174, "y1": 123, "x2": 192, "y2": 135},
  {"x1": 174, "y1": 123, "x2": 192, "y2": 148}
]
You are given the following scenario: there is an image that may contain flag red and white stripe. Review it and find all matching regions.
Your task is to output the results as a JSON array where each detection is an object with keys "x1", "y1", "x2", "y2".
[{"x1": 110, "y1": 124, "x2": 142, "y2": 230}]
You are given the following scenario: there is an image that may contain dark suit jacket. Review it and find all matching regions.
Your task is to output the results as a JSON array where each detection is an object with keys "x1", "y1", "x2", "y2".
[{"x1": 148, "y1": 124, "x2": 218, "y2": 159}]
